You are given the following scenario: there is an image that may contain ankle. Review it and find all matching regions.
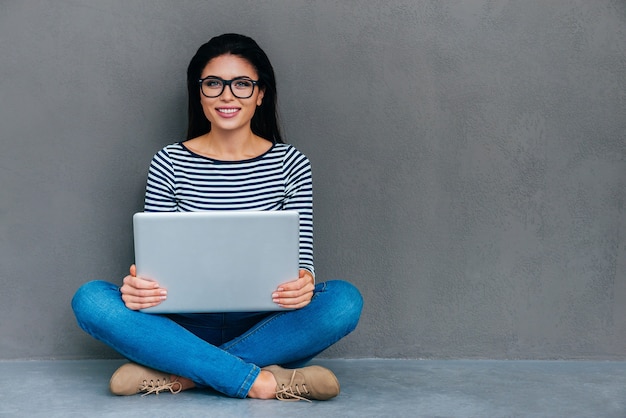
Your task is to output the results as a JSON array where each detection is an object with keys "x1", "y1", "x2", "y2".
[{"x1": 247, "y1": 370, "x2": 277, "y2": 399}]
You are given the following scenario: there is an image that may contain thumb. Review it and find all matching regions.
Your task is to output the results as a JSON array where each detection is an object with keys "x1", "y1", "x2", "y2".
[{"x1": 130, "y1": 264, "x2": 137, "y2": 277}]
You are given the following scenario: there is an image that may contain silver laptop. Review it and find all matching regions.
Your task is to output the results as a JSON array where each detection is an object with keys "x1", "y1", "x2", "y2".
[{"x1": 133, "y1": 211, "x2": 299, "y2": 313}]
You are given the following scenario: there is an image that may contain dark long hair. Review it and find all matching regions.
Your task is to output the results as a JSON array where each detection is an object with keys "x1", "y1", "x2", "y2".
[{"x1": 186, "y1": 33, "x2": 283, "y2": 143}]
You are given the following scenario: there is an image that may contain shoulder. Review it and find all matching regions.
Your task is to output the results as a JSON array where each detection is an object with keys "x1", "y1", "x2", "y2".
[
  {"x1": 272, "y1": 143, "x2": 310, "y2": 164},
  {"x1": 147, "y1": 143, "x2": 191, "y2": 175},
  {"x1": 274, "y1": 143, "x2": 312, "y2": 181},
  {"x1": 153, "y1": 142, "x2": 185, "y2": 158}
]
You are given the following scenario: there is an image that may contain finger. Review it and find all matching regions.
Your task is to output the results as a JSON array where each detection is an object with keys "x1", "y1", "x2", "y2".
[
  {"x1": 130, "y1": 264, "x2": 137, "y2": 277},
  {"x1": 121, "y1": 281, "x2": 167, "y2": 298},
  {"x1": 124, "y1": 274, "x2": 160, "y2": 290},
  {"x1": 122, "y1": 292, "x2": 167, "y2": 305},
  {"x1": 277, "y1": 276, "x2": 310, "y2": 292},
  {"x1": 275, "y1": 280, "x2": 314, "y2": 296},
  {"x1": 273, "y1": 288, "x2": 313, "y2": 306},
  {"x1": 120, "y1": 275, "x2": 167, "y2": 303},
  {"x1": 273, "y1": 288, "x2": 312, "y2": 301},
  {"x1": 121, "y1": 292, "x2": 167, "y2": 310},
  {"x1": 275, "y1": 296, "x2": 312, "y2": 309},
  {"x1": 121, "y1": 284, "x2": 167, "y2": 299}
]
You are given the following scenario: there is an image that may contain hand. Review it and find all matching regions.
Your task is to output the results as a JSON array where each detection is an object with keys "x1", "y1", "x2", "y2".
[
  {"x1": 272, "y1": 269, "x2": 315, "y2": 309},
  {"x1": 119, "y1": 265, "x2": 167, "y2": 311}
]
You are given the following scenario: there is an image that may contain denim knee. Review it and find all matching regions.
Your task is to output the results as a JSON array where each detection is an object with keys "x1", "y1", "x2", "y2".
[
  {"x1": 319, "y1": 280, "x2": 363, "y2": 336},
  {"x1": 71, "y1": 280, "x2": 119, "y2": 330}
]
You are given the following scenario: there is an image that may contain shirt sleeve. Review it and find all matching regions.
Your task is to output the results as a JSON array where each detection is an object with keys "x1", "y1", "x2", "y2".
[
  {"x1": 283, "y1": 146, "x2": 315, "y2": 278},
  {"x1": 144, "y1": 148, "x2": 177, "y2": 212}
]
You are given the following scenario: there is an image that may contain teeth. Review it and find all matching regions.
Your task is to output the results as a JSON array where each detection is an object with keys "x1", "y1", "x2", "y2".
[{"x1": 218, "y1": 108, "x2": 239, "y2": 114}]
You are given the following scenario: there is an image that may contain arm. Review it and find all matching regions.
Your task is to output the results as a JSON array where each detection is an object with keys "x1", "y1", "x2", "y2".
[
  {"x1": 120, "y1": 148, "x2": 176, "y2": 310},
  {"x1": 282, "y1": 147, "x2": 315, "y2": 278},
  {"x1": 273, "y1": 147, "x2": 315, "y2": 308}
]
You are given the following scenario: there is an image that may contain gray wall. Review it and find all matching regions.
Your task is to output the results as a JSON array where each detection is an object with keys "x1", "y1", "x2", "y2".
[{"x1": 1, "y1": 0, "x2": 624, "y2": 360}]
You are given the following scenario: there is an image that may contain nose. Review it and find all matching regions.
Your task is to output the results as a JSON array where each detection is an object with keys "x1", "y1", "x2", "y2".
[{"x1": 220, "y1": 82, "x2": 235, "y2": 100}]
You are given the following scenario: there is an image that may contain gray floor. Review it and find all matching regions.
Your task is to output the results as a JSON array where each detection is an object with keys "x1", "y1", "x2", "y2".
[{"x1": 1, "y1": 359, "x2": 625, "y2": 417}]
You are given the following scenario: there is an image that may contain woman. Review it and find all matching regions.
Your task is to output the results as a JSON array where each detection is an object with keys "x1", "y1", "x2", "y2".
[{"x1": 71, "y1": 33, "x2": 363, "y2": 402}]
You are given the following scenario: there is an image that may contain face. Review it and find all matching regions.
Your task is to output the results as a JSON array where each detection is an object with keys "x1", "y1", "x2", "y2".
[{"x1": 199, "y1": 54, "x2": 264, "y2": 134}]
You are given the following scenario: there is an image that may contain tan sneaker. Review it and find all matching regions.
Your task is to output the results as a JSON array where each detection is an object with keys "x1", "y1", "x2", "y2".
[
  {"x1": 109, "y1": 363, "x2": 182, "y2": 396},
  {"x1": 262, "y1": 365, "x2": 340, "y2": 401}
]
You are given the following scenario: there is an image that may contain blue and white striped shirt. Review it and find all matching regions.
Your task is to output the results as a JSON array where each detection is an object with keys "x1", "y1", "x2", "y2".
[{"x1": 144, "y1": 142, "x2": 314, "y2": 275}]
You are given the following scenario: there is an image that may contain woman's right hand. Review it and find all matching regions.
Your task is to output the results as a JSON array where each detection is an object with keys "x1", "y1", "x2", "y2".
[{"x1": 119, "y1": 264, "x2": 167, "y2": 311}]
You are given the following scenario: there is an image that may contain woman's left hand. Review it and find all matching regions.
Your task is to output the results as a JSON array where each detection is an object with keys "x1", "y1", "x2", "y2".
[{"x1": 272, "y1": 269, "x2": 315, "y2": 309}]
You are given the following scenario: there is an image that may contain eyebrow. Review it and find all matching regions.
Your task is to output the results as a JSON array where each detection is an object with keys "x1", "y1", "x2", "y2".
[{"x1": 202, "y1": 75, "x2": 255, "y2": 80}]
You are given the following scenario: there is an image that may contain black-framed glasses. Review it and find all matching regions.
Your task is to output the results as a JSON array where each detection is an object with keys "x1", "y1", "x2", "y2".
[{"x1": 198, "y1": 76, "x2": 259, "y2": 99}]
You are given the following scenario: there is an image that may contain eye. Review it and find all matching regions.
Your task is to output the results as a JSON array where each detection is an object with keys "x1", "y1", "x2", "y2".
[
  {"x1": 233, "y1": 79, "x2": 254, "y2": 89},
  {"x1": 203, "y1": 78, "x2": 223, "y2": 89}
]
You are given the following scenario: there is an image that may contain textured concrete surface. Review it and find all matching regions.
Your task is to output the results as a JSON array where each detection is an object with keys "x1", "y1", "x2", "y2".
[
  {"x1": 2, "y1": 359, "x2": 626, "y2": 418},
  {"x1": 1, "y1": 1, "x2": 625, "y2": 361}
]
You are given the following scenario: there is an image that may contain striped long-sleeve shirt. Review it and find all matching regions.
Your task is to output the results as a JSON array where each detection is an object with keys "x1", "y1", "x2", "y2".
[{"x1": 144, "y1": 142, "x2": 314, "y2": 275}]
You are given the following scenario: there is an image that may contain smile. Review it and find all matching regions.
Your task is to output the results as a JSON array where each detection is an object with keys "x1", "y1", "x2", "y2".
[{"x1": 216, "y1": 108, "x2": 240, "y2": 114}]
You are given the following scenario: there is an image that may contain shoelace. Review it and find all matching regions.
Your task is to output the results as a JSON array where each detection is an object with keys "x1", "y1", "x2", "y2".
[
  {"x1": 274, "y1": 370, "x2": 312, "y2": 402},
  {"x1": 139, "y1": 378, "x2": 183, "y2": 396}
]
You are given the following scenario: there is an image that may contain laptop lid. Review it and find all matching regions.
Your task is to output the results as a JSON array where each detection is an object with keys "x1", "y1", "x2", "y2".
[{"x1": 133, "y1": 211, "x2": 299, "y2": 313}]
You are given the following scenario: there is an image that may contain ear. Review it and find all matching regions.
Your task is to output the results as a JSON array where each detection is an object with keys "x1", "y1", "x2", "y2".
[{"x1": 256, "y1": 87, "x2": 265, "y2": 106}]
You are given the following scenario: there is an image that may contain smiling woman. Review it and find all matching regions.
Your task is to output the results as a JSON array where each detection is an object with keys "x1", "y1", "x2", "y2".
[{"x1": 71, "y1": 33, "x2": 363, "y2": 402}]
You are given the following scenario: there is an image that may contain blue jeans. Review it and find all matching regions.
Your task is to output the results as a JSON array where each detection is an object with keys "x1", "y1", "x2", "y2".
[{"x1": 71, "y1": 280, "x2": 362, "y2": 398}]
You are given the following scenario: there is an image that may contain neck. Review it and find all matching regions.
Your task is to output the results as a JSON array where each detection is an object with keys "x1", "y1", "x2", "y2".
[
  {"x1": 192, "y1": 128, "x2": 271, "y2": 161},
  {"x1": 210, "y1": 126, "x2": 253, "y2": 149}
]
